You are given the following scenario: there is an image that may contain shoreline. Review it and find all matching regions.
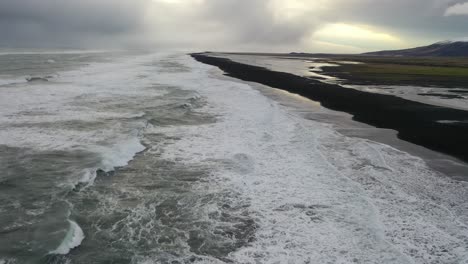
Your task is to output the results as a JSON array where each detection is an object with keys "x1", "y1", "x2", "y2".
[
  {"x1": 191, "y1": 53, "x2": 468, "y2": 166},
  {"x1": 245, "y1": 81, "x2": 468, "y2": 180}
]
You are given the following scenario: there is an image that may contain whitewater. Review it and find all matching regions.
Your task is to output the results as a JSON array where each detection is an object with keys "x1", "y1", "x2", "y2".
[{"x1": 0, "y1": 52, "x2": 467, "y2": 263}]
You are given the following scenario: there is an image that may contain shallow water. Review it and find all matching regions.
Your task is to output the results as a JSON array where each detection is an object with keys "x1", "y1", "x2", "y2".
[
  {"x1": 218, "y1": 54, "x2": 468, "y2": 111},
  {"x1": 0, "y1": 52, "x2": 467, "y2": 263}
]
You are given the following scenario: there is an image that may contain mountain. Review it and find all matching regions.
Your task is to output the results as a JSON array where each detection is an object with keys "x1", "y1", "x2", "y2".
[{"x1": 364, "y1": 41, "x2": 468, "y2": 57}]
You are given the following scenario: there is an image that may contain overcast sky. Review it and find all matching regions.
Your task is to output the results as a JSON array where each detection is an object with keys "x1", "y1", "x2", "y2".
[{"x1": 1, "y1": 0, "x2": 468, "y2": 52}]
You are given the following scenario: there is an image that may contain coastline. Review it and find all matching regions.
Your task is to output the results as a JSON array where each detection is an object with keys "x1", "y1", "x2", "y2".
[{"x1": 191, "y1": 53, "x2": 468, "y2": 167}]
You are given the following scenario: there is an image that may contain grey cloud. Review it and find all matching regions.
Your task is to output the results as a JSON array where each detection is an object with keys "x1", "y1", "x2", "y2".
[
  {"x1": 0, "y1": 0, "x2": 148, "y2": 48},
  {"x1": 445, "y1": 1, "x2": 468, "y2": 15},
  {"x1": 199, "y1": 0, "x2": 317, "y2": 45},
  {"x1": 323, "y1": 0, "x2": 468, "y2": 40},
  {"x1": 2, "y1": 0, "x2": 468, "y2": 50},
  {"x1": 192, "y1": 0, "x2": 468, "y2": 50}
]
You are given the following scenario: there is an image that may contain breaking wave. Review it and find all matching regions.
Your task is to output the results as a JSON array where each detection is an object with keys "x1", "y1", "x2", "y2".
[{"x1": 50, "y1": 220, "x2": 85, "y2": 255}]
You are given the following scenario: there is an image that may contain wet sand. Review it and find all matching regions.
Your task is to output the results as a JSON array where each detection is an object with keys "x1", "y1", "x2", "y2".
[{"x1": 192, "y1": 53, "x2": 468, "y2": 179}]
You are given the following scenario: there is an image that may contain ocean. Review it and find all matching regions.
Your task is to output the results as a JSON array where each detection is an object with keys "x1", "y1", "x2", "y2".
[{"x1": 0, "y1": 51, "x2": 467, "y2": 264}]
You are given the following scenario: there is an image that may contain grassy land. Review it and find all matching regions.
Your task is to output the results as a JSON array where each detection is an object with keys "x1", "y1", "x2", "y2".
[
  {"x1": 316, "y1": 55, "x2": 468, "y2": 68},
  {"x1": 314, "y1": 56, "x2": 468, "y2": 87},
  {"x1": 346, "y1": 63, "x2": 468, "y2": 76}
]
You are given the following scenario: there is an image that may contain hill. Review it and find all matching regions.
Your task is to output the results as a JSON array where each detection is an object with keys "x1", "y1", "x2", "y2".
[{"x1": 364, "y1": 41, "x2": 468, "y2": 57}]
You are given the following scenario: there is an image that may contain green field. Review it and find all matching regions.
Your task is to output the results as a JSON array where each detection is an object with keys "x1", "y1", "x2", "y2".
[{"x1": 316, "y1": 56, "x2": 468, "y2": 87}]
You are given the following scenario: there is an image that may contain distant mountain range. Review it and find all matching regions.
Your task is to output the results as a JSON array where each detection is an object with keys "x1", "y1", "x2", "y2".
[{"x1": 364, "y1": 41, "x2": 468, "y2": 57}]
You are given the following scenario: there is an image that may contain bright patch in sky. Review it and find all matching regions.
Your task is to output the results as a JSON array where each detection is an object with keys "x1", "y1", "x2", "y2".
[
  {"x1": 312, "y1": 23, "x2": 404, "y2": 51},
  {"x1": 271, "y1": 0, "x2": 309, "y2": 19},
  {"x1": 315, "y1": 24, "x2": 399, "y2": 42},
  {"x1": 153, "y1": 0, "x2": 181, "y2": 3},
  {"x1": 2, "y1": 0, "x2": 468, "y2": 51}
]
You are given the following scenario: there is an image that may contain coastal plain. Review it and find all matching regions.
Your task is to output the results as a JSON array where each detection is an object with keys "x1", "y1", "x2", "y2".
[{"x1": 192, "y1": 52, "x2": 468, "y2": 178}]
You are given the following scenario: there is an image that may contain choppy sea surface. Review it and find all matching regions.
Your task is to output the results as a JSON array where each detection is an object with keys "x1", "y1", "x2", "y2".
[{"x1": 0, "y1": 50, "x2": 467, "y2": 264}]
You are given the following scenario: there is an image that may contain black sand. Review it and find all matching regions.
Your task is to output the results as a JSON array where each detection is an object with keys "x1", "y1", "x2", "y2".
[{"x1": 192, "y1": 53, "x2": 468, "y2": 163}]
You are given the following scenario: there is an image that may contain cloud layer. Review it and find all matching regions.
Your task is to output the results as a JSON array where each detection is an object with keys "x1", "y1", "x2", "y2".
[
  {"x1": 445, "y1": 2, "x2": 468, "y2": 15},
  {"x1": 1, "y1": 0, "x2": 468, "y2": 52},
  {"x1": 0, "y1": 0, "x2": 148, "y2": 48}
]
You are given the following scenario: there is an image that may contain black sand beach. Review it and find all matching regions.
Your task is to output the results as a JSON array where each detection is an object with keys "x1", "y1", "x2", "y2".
[{"x1": 192, "y1": 53, "x2": 468, "y2": 163}]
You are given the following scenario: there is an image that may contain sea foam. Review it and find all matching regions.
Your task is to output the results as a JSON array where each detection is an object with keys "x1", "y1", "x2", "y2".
[
  {"x1": 0, "y1": 52, "x2": 168, "y2": 259},
  {"x1": 50, "y1": 220, "x2": 84, "y2": 255},
  {"x1": 152, "y1": 54, "x2": 468, "y2": 263},
  {"x1": 98, "y1": 137, "x2": 146, "y2": 172}
]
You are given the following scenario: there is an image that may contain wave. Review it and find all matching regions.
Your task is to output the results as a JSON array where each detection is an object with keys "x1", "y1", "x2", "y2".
[
  {"x1": 156, "y1": 55, "x2": 468, "y2": 263},
  {"x1": 74, "y1": 137, "x2": 146, "y2": 191},
  {"x1": 0, "y1": 49, "x2": 112, "y2": 56},
  {"x1": 26, "y1": 76, "x2": 50, "y2": 82},
  {"x1": 98, "y1": 137, "x2": 146, "y2": 172},
  {"x1": 49, "y1": 220, "x2": 84, "y2": 255},
  {"x1": 0, "y1": 75, "x2": 54, "y2": 86},
  {"x1": 0, "y1": 77, "x2": 26, "y2": 86},
  {"x1": 0, "y1": 52, "x2": 172, "y2": 262}
]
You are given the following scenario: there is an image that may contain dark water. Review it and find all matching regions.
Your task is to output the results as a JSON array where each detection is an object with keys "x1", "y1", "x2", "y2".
[
  {"x1": 0, "y1": 52, "x2": 255, "y2": 263},
  {"x1": 1, "y1": 51, "x2": 467, "y2": 264}
]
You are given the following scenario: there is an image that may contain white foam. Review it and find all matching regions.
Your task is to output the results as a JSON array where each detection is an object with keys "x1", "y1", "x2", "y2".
[
  {"x1": 77, "y1": 169, "x2": 98, "y2": 187},
  {"x1": 98, "y1": 137, "x2": 146, "y2": 172},
  {"x1": 4, "y1": 51, "x2": 468, "y2": 262},
  {"x1": 150, "y1": 54, "x2": 468, "y2": 263},
  {"x1": 437, "y1": 120, "x2": 461, "y2": 124},
  {"x1": 50, "y1": 220, "x2": 85, "y2": 255},
  {"x1": 0, "y1": 52, "x2": 168, "y2": 188},
  {"x1": 0, "y1": 49, "x2": 112, "y2": 56},
  {"x1": 0, "y1": 76, "x2": 26, "y2": 86}
]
